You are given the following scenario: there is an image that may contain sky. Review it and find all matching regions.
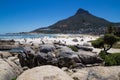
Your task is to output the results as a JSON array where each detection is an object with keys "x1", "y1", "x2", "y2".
[{"x1": 0, "y1": 0, "x2": 120, "y2": 34}]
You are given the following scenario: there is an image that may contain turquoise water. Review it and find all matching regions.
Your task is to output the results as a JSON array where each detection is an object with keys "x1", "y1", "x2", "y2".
[{"x1": 0, "y1": 34, "x2": 58, "y2": 40}]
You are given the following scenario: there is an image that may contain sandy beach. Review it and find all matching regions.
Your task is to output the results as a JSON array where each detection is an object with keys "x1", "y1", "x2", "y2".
[{"x1": 14, "y1": 34, "x2": 99, "y2": 46}]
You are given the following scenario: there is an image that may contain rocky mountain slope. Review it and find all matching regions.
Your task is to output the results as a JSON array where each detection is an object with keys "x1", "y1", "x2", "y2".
[{"x1": 32, "y1": 8, "x2": 120, "y2": 34}]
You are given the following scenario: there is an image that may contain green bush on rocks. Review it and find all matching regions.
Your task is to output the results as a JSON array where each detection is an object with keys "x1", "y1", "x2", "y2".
[
  {"x1": 99, "y1": 51, "x2": 120, "y2": 66},
  {"x1": 68, "y1": 46, "x2": 78, "y2": 52},
  {"x1": 11, "y1": 78, "x2": 16, "y2": 80}
]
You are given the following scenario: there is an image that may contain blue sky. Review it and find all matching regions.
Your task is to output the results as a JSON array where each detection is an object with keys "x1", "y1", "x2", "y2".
[{"x1": 0, "y1": 0, "x2": 120, "y2": 34}]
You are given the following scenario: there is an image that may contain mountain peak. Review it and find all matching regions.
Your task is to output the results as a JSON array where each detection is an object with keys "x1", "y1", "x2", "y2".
[
  {"x1": 33, "y1": 8, "x2": 116, "y2": 34},
  {"x1": 75, "y1": 8, "x2": 90, "y2": 15}
]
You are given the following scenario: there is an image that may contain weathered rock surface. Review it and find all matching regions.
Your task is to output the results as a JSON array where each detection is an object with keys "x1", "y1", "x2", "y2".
[
  {"x1": 76, "y1": 45, "x2": 93, "y2": 51},
  {"x1": 0, "y1": 40, "x2": 16, "y2": 50},
  {"x1": 17, "y1": 65, "x2": 73, "y2": 80},
  {"x1": 57, "y1": 50, "x2": 81, "y2": 68},
  {"x1": 0, "y1": 58, "x2": 23, "y2": 80},
  {"x1": 72, "y1": 38, "x2": 79, "y2": 42},
  {"x1": 17, "y1": 46, "x2": 37, "y2": 68},
  {"x1": 18, "y1": 44, "x2": 103, "y2": 68},
  {"x1": 71, "y1": 66, "x2": 120, "y2": 80},
  {"x1": 77, "y1": 51, "x2": 103, "y2": 65},
  {"x1": 40, "y1": 44, "x2": 55, "y2": 53},
  {"x1": 0, "y1": 40, "x2": 15, "y2": 45},
  {"x1": 58, "y1": 46, "x2": 73, "y2": 52},
  {"x1": 35, "y1": 52, "x2": 56, "y2": 66},
  {"x1": 0, "y1": 51, "x2": 12, "y2": 58},
  {"x1": 8, "y1": 56, "x2": 20, "y2": 66}
]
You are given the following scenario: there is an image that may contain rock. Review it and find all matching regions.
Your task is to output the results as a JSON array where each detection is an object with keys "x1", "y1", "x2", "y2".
[
  {"x1": 18, "y1": 46, "x2": 57, "y2": 68},
  {"x1": 17, "y1": 45, "x2": 103, "y2": 69},
  {"x1": 72, "y1": 38, "x2": 79, "y2": 42},
  {"x1": 72, "y1": 70, "x2": 88, "y2": 80},
  {"x1": 35, "y1": 52, "x2": 56, "y2": 66},
  {"x1": 22, "y1": 66, "x2": 29, "y2": 71},
  {"x1": 56, "y1": 45, "x2": 72, "y2": 52},
  {"x1": 0, "y1": 51, "x2": 12, "y2": 58},
  {"x1": 17, "y1": 45, "x2": 102, "y2": 69},
  {"x1": 62, "y1": 67, "x2": 69, "y2": 71},
  {"x1": 40, "y1": 44, "x2": 55, "y2": 53},
  {"x1": 57, "y1": 51, "x2": 81, "y2": 68},
  {"x1": 9, "y1": 47, "x2": 25, "y2": 56},
  {"x1": 23, "y1": 46, "x2": 35, "y2": 54},
  {"x1": 0, "y1": 58, "x2": 23, "y2": 80},
  {"x1": 83, "y1": 42, "x2": 91, "y2": 46},
  {"x1": 17, "y1": 65, "x2": 73, "y2": 80},
  {"x1": 0, "y1": 40, "x2": 16, "y2": 50},
  {"x1": 14, "y1": 58, "x2": 20, "y2": 66},
  {"x1": 8, "y1": 56, "x2": 18, "y2": 61},
  {"x1": 0, "y1": 40, "x2": 15, "y2": 45},
  {"x1": 71, "y1": 66, "x2": 120, "y2": 80},
  {"x1": 70, "y1": 63, "x2": 85, "y2": 69},
  {"x1": 0, "y1": 45, "x2": 17, "y2": 50},
  {"x1": 77, "y1": 51, "x2": 103, "y2": 65},
  {"x1": 17, "y1": 46, "x2": 37, "y2": 68},
  {"x1": 18, "y1": 52, "x2": 27, "y2": 67},
  {"x1": 76, "y1": 45, "x2": 93, "y2": 51},
  {"x1": 8, "y1": 56, "x2": 20, "y2": 66},
  {"x1": 18, "y1": 51, "x2": 36, "y2": 68}
]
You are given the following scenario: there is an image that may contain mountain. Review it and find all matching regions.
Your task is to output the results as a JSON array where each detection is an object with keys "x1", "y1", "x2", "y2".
[{"x1": 32, "y1": 8, "x2": 120, "y2": 34}]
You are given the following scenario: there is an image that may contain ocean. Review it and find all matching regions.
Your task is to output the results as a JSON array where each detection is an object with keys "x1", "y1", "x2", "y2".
[{"x1": 0, "y1": 34, "x2": 58, "y2": 40}]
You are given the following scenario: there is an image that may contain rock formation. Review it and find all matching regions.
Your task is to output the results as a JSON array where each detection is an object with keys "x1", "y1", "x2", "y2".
[{"x1": 17, "y1": 65, "x2": 73, "y2": 80}]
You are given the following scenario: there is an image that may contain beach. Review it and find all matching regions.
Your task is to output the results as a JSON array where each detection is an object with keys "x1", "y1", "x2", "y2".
[
  {"x1": 13, "y1": 34, "x2": 99, "y2": 45},
  {"x1": 0, "y1": 34, "x2": 120, "y2": 80}
]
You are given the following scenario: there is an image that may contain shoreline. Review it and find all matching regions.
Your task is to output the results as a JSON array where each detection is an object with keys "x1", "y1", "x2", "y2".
[
  {"x1": 0, "y1": 33, "x2": 100, "y2": 40},
  {"x1": 13, "y1": 34, "x2": 99, "y2": 46}
]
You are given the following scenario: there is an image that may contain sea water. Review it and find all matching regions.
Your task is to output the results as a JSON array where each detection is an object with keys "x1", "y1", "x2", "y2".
[{"x1": 0, "y1": 34, "x2": 58, "y2": 40}]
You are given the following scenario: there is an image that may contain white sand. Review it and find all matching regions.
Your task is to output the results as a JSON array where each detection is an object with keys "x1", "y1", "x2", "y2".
[
  {"x1": 14, "y1": 34, "x2": 120, "y2": 54},
  {"x1": 14, "y1": 34, "x2": 98, "y2": 46}
]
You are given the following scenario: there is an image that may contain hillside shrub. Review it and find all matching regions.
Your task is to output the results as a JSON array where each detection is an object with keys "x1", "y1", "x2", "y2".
[{"x1": 99, "y1": 51, "x2": 120, "y2": 66}]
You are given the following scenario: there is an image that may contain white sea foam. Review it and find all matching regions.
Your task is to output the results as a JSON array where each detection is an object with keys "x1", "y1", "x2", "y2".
[{"x1": 14, "y1": 34, "x2": 99, "y2": 46}]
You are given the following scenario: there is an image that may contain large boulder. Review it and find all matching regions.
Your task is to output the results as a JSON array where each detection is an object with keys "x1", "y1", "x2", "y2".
[
  {"x1": 18, "y1": 46, "x2": 36, "y2": 68},
  {"x1": 17, "y1": 65, "x2": 73, "y2": 80},
  {"x1": 40, "y1": 44, "x2": 55, "y2": 53},
  {"x1": 18, "y1": 53, "x2": 36, "y2": 68},
  {"x1": 35, "y1": 52, "x2": 56, "y2": 66},
  {"x1": 18, "y1": 45, "x2": 57, "y2": 68},
  {"x1": 18, "y1": 52, "x2": 27, "y2": 67},
  {"x1": 71, "y1": 66, "x2": 120, "y2": 80},
  {"x1": 0, "y1": 58, "x2": 22, "y2": 80},
  {"x1": 23, "y1": 46, "x2": 35, "y2": 54},
  {"x1": 17, "y1": 45, "x2": 103, "y2": 69},
  {"x1": 57, "y1": 50, "x2": 81, "y2": 68},
  {"x1": 77, "y1": 51, "x2": 103, "y2": 65},
  {"x1": 18, "y1": 46, "x2": 57, "y2": 68}
]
